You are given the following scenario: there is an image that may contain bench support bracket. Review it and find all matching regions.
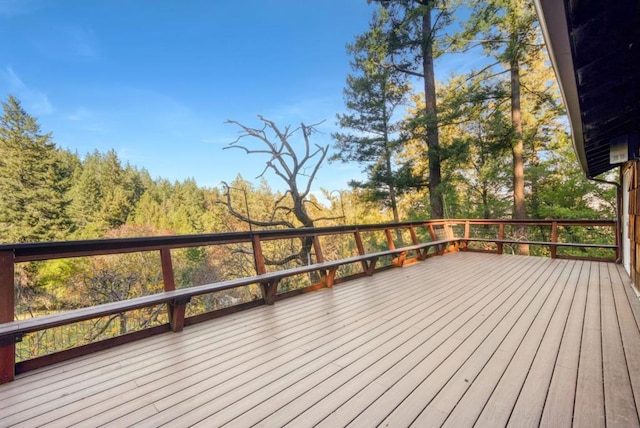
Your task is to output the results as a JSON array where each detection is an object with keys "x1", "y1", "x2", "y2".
[
  {"x1": 169, "y1": 297, "x2": 191, "y2": 332},
  {"x1": 261, "y1": 280, "x2": 280, "y2": 305}
]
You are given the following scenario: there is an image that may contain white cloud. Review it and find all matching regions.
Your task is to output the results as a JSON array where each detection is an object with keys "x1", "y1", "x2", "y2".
[{"x1": 1, "y1": 67, "x2": 53, "y2": 115}]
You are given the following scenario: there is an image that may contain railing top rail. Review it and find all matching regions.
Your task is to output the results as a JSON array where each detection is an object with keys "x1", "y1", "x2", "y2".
[
  {"x1": 450, "y1": 219, "x2": 616, "y2": 225},
  {"x1": 0, "y1": 218, "x2": 615, "y2": 263}
]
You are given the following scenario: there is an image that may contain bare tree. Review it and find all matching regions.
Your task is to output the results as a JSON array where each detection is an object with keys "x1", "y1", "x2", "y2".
[{"x1": 220, "y1": 116, "x2": 342, "y2": 269}]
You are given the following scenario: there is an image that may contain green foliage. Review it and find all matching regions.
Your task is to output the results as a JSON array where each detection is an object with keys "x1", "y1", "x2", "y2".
[
  {"x1": 367, "y1": 0, "x2": 457, "y2": 219},
  {"x1": 68, "y1": 150, "x2": 149, "y2": 235},
  {"x1": 0, "y1": 96, "x2": 72, "y2": 243},
  {"x1": 533, "y1": 133, "x2": 615, "y2": 219},
  {"x1": 0, "y1": 0, "x2": 622, "y2": 357},
  {"x1": 332, "y1": 7, "x2": 412, "y2": 222}
]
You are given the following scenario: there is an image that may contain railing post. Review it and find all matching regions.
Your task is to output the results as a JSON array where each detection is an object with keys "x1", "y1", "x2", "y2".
[
  {"x1": 614, "y1": 218, "x2": 620, "y2": 263},
  {"x1": 462, "y1": 220, "x2": 470, "y2": 250},
  {"x1": 252, "y1": 234, "x2": 276, "y2": 304},
  {"x1": 409, "y1": 226, "x2": 419, "y2": 245},
  {"x1": 252, "y1": 234, "x2": 266, "y2": 275},
  {"x1": 160, "y1": 248, "x2": 176, "y2": 292},
  {"x1": 312, "y1": 235, "x2": 334, "y2": 287},
  {"x1": 428, "y1": 224, "x2": 437, "y2": 241},
  {"x1": 353, "y1": 231, "x2": 368, "y2": 273},
  {"x1": 385, "y1": 228, "x2": 396, "y2": 250},
  {"x1": 0, "y1": 250, "x2": 15, "y2": 383},
  {"x1": 312, "y1": 235, "x2": 324, "y2": 263},
  {"x1": 160, "y1": 249, "x2": 188, "y2": 332},
  {"x1": 497, "y1": 223, "x2": 505, "y2": 255},
  {"x1": 551, "y1": 222, "x2": 558, "y2": 258}
]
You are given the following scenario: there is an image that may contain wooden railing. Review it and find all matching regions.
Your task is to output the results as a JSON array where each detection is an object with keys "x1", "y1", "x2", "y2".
[{"x1": 0, "y1": 219, "x2": 617, "y2": 383}]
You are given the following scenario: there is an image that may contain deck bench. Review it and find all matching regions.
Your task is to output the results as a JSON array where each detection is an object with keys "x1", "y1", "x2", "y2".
[
  {"x1": 461, "y1": 237, "x2": 617, "y2": 261},
  {"x1": 461, "y1": 237, "x2": 616, "y2": 249},
  {"x1": 0, "y1": 238, "x2": 459, "y2": 346}
]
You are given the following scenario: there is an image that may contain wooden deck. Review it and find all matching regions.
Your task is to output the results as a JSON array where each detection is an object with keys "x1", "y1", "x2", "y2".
[{"x1": 1, "y1": 252, "x2": 640, "y2": 427}]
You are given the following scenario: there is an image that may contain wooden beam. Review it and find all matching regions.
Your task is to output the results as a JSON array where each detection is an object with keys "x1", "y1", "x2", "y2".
[
  {"x1": 252, "y1": 234, "x2": 266, "y2": 275},
  {"x1": 160, "y1": 248, "x2": 177, "y2": 330},
  {"x1": 160, "y1": 248, "x2": 176, "y2": 291},
  {"x1": 0, "y1": 250, "x2": 15, "y2": 384},
  {"x1": 353, "y1": 231, "x2": 368, "y2": 273},
  {"x1": 551, "y1": 221, "x2": 558, "y2": 258},
  {"x1": 312, "y1": 235, "x2": 324, "y2": 263}
]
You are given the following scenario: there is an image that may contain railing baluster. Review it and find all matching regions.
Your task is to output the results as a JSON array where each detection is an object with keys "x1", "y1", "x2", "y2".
[{"x1": 0, "y1": 250, "x2": 15, "y2": 384}]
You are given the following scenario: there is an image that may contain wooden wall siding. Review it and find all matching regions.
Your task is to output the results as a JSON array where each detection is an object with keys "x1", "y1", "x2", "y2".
[{"x1": 628, "y1": 162, "x2": 640, "y2": 291}]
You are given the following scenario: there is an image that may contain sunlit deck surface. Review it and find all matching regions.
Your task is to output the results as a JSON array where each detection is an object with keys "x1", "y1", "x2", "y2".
[{"x1": 2, "y1": 252, "x2": 640, "y2": 427}]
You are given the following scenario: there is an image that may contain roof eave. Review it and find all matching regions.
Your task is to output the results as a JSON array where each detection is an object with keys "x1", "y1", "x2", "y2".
[{"x1": 533, "y1": 0, "x2": 590, "y2": 176}]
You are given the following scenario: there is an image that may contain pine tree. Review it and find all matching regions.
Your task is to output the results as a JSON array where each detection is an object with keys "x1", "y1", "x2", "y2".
[
  {"x1": 0, "y1": 95, "x2": 71, "y2": 243},
  {"x1": 369, "y1": 0, "x2": 455, "y2": 219},
  {"x1": 332, "y1": 7, "x2": 413, "y2": 223},
  {"x1": 459, "y1": 0, "x2": 540, "y2": 253}
]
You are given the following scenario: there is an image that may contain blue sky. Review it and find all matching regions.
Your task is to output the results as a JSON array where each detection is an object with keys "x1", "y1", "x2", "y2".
[{"x1": 0, "y1": 0, "x2": 480, "y2": 196}]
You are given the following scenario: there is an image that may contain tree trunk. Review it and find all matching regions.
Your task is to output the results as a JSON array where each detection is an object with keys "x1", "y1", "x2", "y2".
[
  {"x1": 384, "y1": 143, "x2": 400, "y2": 224},
  {"x1": 510, "y1": 57, "x2": 529, "y2": 255},
  {"x1": 422, "y1": 8, "x2": 444, "y2": 219}
]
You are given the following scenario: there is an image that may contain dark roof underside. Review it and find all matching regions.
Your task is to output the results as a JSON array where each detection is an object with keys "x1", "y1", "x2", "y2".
[{"x1": 538, "y1": 0, "x2": 640, "y2": 177}]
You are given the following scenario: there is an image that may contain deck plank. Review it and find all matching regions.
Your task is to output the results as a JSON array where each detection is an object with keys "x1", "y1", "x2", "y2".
[
  {"x1": 538, "y1": 260, "x2": 589, "y2": 427},
  {"x1": 348, "y1": 257, "x2": 564, "y2": 427},
  {"x1": 3, "y1": 257, "x2": 459, "y2": 424},
  {"x1": 285, "y1": 257, "x2": 545, "y2": 428},
  {"x1": 190, "y1": 253, "x2": 511, "y2": 427},
  {"x1": 442, "y1": 260, "x2": 583, "y2": 428},
  {"x1": 418, "y1": 260, "x2": 579, "y2": 428},
  {"x1": 573, "y1": 261, "x2": 606, "y2": 428},
  {"x1": 506, "y1": 259, "x2": 581, "y2": 427},
  {"x1": 134, "y1": 255, "x2": 477, "y2": 427},
  {"x1": 600, "y1": 262, "x2": 640, "y2": 427},
  {"x1": 0, "y1": 253, "x2": 639, "y2": 428},
  {"x1": 609, "y1": 263, "x2": 640, "y2": 415},
  {"x1": 46, "y1": 254, "x2": 473, "y2": 427}
]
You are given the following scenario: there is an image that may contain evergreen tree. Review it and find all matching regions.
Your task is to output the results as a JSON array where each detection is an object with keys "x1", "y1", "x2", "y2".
[
  {"x1": 436, "y1": 72, "x2": 513, "y2": 218},
  {"x1": 459, "y1": 0, "x2": 540, "y2": 253},
  {"x1": 68, "y1": 149, "x2": 148, "y2": 235},
  {"x1": 369, "y1": 0, "x2": 455, "y2": 219},
  {"x1": 332, "y1": 7, "x2": 413, "y2": 223},
  {"x1": 0, "y1": 95, "x2": 71, "y2": 243}
]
